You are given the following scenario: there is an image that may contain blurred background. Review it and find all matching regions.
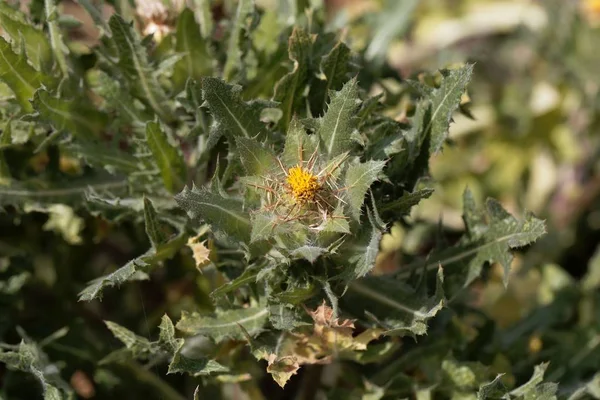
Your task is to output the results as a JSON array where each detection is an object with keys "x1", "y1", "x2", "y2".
[{"x1": 3, "y1": 0, "x2": 600, "y2": 398}]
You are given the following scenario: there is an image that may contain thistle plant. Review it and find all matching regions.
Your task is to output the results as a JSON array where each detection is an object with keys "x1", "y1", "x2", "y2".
[{"x1": 0, "y1": 0, "x2": 558, "y2": 399}]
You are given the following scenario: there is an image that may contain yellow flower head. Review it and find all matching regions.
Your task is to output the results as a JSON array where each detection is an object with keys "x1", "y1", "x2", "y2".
[{"x1": 286, "y1": 165, "x2": 320, "y2": 204}]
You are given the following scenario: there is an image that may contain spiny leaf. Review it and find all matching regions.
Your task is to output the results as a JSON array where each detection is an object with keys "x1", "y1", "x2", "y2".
[
  {"x1": 235, "y1": 137, "x2": 277, "y2": 176},
  {"x1": 344, "y1": 160, "x2": 386, "y2": 221},
  {"x1": 211, "y1": 264, "x2": 261, "y2": 298},
  {"x1": 32, "y1": 89, "x2": 108, "y2": 139},
  {"x1": 281, "y1": 117, "x2": 318, "y2": 167},
  {"x1": 310, "y1": 40, "x2": 353, "y2": 112},
  {"x1": 0, "y1": 2, "x2": 52, "y2": 71},
  {"x1": 78, "y1": 233, "x2": 187, "y2": 301},
  {"x1": 318, "y1": 78, "x2": 360, "y2": 157},
  {"x1": 144, "y1": 197, "x2": 167, "y2": 248},
  {"x1": 0, "y1": 37, "x2": 53, "y2": 113},
  {"x1": 175, "y1": 185, "x2": 251, "y2": 242},
  {"x1": 344, "y1": 211, "x2": 383, "y2": 278},
  {"x1": 0, "y1": 338, "x2": 72, "y2": 399},
  {"x1": 145, "y1": 121, "x2": 187, "y2": 193},
  {"x1": 273, "y1": 28, "x2": 311, "y2": 130},
  {"x1": 173, "y1": 9, "x2": 212, "y2": 92},
  {"x1": 0, "y1": 175, "x2": 128, "y2": 207},
  {"x1": 105, "y1": 321, "x2": 154, "y2": 357},
  {"x1": 223, "y1": 0, "x2": 255, "y2": 81},
  {"x1": 509, "y1": 363, "x2": 557, "y2": 399},
  {"x1": 177, "y1": 304, "x2": 268, "y2": 342},
  {"x1": 380, "y1": 188, "x2": 434, "y2": 216},
  {"x1": 345, "y1": 267, "x2": 445, "y2": 337},
  {"x1": 109, "y1": 14, "x2": 172, "y2": 122},
  {"x1": 427, "y1": 64, "x2": 473, "y2": 154},
  {"x1": 398, "y1": 189, "x2": 546, "y2": 287},
  {"x1": 202, "y1": 77, "x2": 272, "y2": 147}
]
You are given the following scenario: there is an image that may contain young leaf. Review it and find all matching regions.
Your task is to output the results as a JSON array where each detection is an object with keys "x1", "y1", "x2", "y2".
[
  {"x1": 380, "y1": 188, "x2": 434, "y2": 217},
  {"x1": 318, "y1": 78, "x2": 360, "y2": 157},
  {"x1": 223, "y1": 0, "x2": 254, "y2": 81},
  {"x1": 273, "y1": 28, "x2": 311, "y2": 130},
  {"x1": 344, "y1": 211, "x2": 383, "y2": 278},
  {"x1": 0, "y1": 38, "x2": 52, "y2": 113},
  {"x1": 145, "y1": 121, "x2": 187, "y2": 193},
  {"x1": 108, "y1": 14, "x2": 172, "y2": 122},
  {"x1": 281, "y1": 117, "x2": 318, "y2": 167},
  {"x1": 175, "y1": 185, "x2": 251, "y2": 242},
  {"x1": 202, "y1": 77, "x2": 272, "y2": 146},
  {"x1": 176, "y1": 305, "x2": 269, "y2": 342},
  {"x1": 173, "y1": 9, "x2": 212, "y2": 92}
]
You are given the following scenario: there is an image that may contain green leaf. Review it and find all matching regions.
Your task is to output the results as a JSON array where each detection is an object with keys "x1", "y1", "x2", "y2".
[
  {"x1": 211, "y1": 264, "x2": 261, "y2": 298},
  {"x1": 380, "y1": 188, "x2": 434, "y2": 216},
  {"x1": 108, "y1": 14, "x2": 172, "y2": 122},
  {"x1": 344, "y1": 211, "x2": 383, "y2": 278},
  {"x1": 160, "y1": 315, "x2": 228, "y2": 376},
  {"x1": 0, "y1": 175, "x2": 128, "y2": 207},
  {"x1": 44, "y1": 0, "x2": 69, "y2": 76},
  {"x1": 0, "y1": 272, "x2": 30, "y2": 295},
  {"x1": 250, "y1": 212, "x2": 278, "y2": 243},
  {"x1": 0, "y1": 37, "x2": 52, "y2": 113},
  {"x1": 310, "y1": 40, "x2": 353, "y2": 112},
  {"x1": 281, "y1": 117, "x2": 318, "y2": 167},
  {"x1": 345, "y1": 267, "x2": 445, "y2": 337},
  {"x1": 273, "y1": 28, "x2": 311, "y2": 130},
  {"x1": 235, "y1": 137, "x2": 277, "y2": 176},
  {"x1": 509, "y1": 363, "x2": 557, "y2": 399},
  {"x1": 202, "y1": 77, "x2": 272, "y2": 146},
  {"x1": 223, "y1": 0, "x2": 254, "y2": 81},
  {"x1": 397, "y1": 189, "x2": 546, "y2": 287},
  {"x1": 78, "y1": 233, "x2": 187, "y2": 301},
  {"x1": 32, "y1": 89, "x2": 108, "y2": 139},
  {"x1": 477, "y1": 374, "x2": 506, "y2": 400},
  {"x1": 426, "y1": 65, "x2": 473, "y2": 154},
  {"x1": 144, "y1": 197, "x2": 167, "y2": 248},
  {"x1": 145, "y1": 121, "x2": 187, "y2": 193},
  {"x1": 318, "y1": 78, "x2": 360, "y2": 157},
  {"x1": 175, "y1": 185, "x2": 251, "y2": 242},
  {"x1": 105, "y1": 321, "x2": 155, "y2": 358},
  {"x1": 0, "y1": 2, "x2": 52, "y2": 71},
  {"x1": 173, "y1": 9, "x2": 212, "y2": 92},
  {"x1": 344, "y1": 160, "x2": 386, "y2": 221},
  {"x1": 176, "y1": 304, "x2": 268, "y2": 342},
  {"x1": 0, "y1": 338, "x2": 72, "y2": 399}
]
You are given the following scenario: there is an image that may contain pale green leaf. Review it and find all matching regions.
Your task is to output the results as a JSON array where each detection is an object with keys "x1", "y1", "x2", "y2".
[
  {"x1": 509, "y1": 363, "x2": 556, "y2": 399},
  {"x1": 365, "y1": 0, "x2": 418, "y2": 61},
  {"x1": 176, "y1": 305, "x2": 268, "y2": 342},
  {"x1": 105, "y1": 321, "x2": 155, "y2": 358},
  {"x1": 344, "y1": 160, "x2": 386, "y2": 221},
  {"x1": 344, "y1": 212, "x2": 383, "y2": 278},
  {"x1": 250, "y1": 212, "x2": 278, "y2": 243},
  {"x1": 44, "y1": 0, "x2": 69, "y2": 76},
  {"x1": 175, "y1": 185, "x2": 251, "y2": 242},
  {"x1": 318, "y1": 78, "x2": 360, "y2": 157},
  {"x1": 211, "y1": 264, "x2": 260, "y2": 298},
  {"x1": 145, "y1": 121, "x2": 187, "y2": 193},
  {"x1": 380, "y1": 188, "x2": 434, "y2": 216},
  {"x1": 191, "y1": 0, "x2": 213, "y2": 39}
]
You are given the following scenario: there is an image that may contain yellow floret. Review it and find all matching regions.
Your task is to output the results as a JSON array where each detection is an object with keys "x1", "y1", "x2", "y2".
[{"x1": 286, "y1": 166, "x2": 320, "y2": 204}]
